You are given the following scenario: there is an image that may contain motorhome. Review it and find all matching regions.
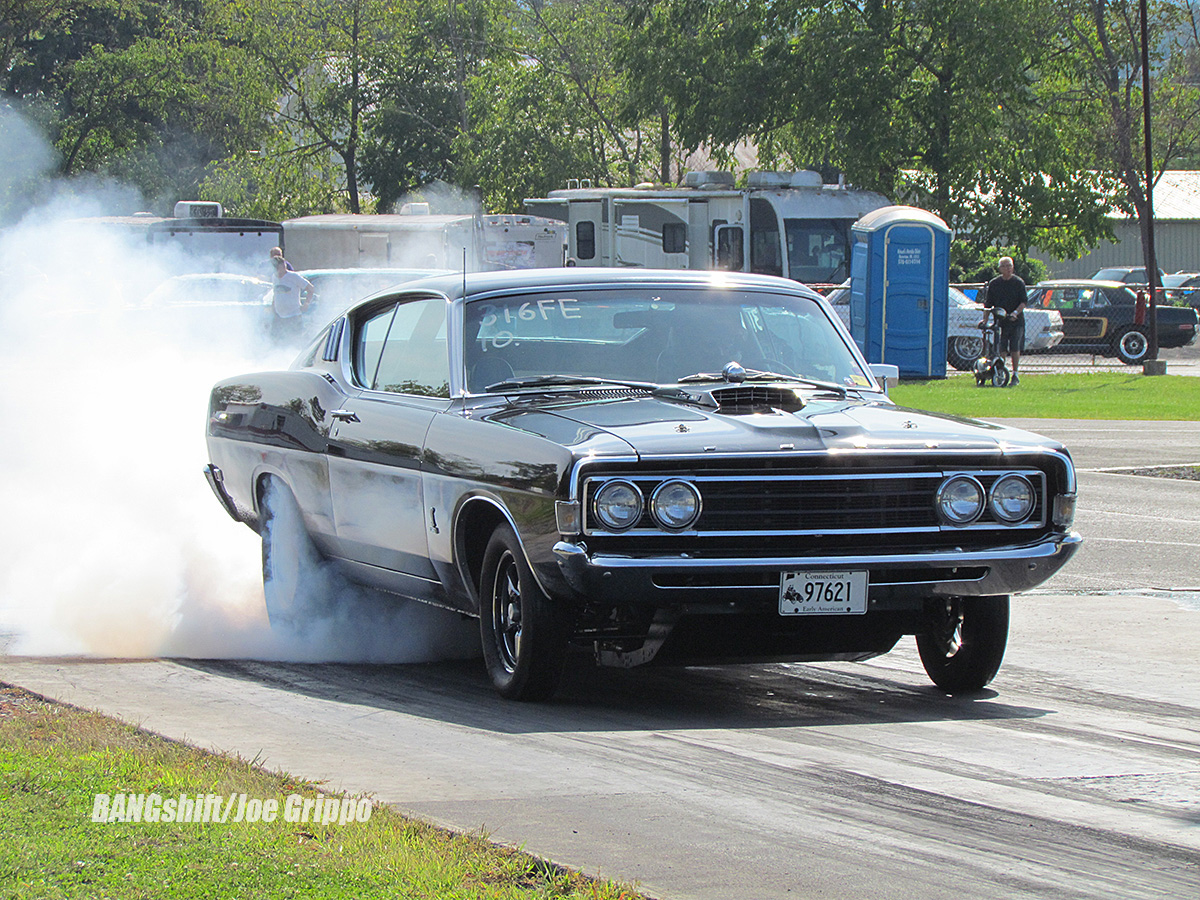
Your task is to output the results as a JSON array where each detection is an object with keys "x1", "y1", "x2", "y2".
[
  {"x1": 524, "y1": 171, "x2": 889, "y2": 286},
  {"x1": 282, "y1": 207, "x2": 567, "y2": 272}
]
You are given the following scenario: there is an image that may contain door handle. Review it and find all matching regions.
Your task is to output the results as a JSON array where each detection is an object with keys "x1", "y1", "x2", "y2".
[{"x1": 330, "y1": 409, "x2": 360, "y2": 423}]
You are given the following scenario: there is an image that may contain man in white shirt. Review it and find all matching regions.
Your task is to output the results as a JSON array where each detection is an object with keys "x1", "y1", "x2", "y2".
[{"x1": 270, "y1": 257, "x2": 315, "y2": 341}]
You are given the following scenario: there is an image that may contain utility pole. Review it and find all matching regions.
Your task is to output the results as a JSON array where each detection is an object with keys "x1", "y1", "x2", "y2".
[{"x1": 1140, "y1": 0, "x2": 1161, "y2": 364}]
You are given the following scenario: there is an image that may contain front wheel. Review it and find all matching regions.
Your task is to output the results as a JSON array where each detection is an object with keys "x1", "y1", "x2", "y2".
[
  {"x1": 1113, "y1": 326, "x2": 1150, "y2": 365},
  {"x1": 916, "y1": 596, "x2": 1010, "y2": 694},
  {"x1": 991, "y1": 360, "x2": 1010, "y2": 387},
  {"x1": 479, "y1": 523, "x2": 570, "y2": 700}
]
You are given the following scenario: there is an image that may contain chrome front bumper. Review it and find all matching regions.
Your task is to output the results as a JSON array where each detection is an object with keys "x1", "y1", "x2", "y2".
[{"x1": 552, "y1": 532, "x2": 1082, "y2": 603}]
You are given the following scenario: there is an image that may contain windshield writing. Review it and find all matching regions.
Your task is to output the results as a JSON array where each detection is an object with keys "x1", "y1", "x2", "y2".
[{"x1": 465, "y1": 288, "x2": 869, "y2": 393}]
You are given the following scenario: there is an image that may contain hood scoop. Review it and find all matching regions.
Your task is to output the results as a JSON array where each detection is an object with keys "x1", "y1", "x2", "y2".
[{"x1": 711, "y1": 385, "x2": 804, "y2": 414}]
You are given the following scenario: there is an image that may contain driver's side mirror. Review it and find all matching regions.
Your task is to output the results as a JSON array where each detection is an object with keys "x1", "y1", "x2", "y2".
[{"x1": 869, "y1": 364, "x2": 899, "y2": 395}]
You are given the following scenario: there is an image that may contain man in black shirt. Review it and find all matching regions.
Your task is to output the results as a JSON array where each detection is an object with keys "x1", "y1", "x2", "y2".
[{"x1": 984, "y1": 257, "x2": 1027, "y2": 385}]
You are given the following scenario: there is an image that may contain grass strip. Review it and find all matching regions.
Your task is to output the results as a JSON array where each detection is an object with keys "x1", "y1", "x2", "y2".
[
  {"x1": 0, "y1": 684, "x2": 645, "y2": 900},
  {"x1": 889, "y1": 372, "x2": 1200, "y2": 420}
]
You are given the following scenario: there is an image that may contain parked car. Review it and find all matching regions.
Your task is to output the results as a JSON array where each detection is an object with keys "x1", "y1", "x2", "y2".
[
  {"x1": 141, "y1": 272, "x2": 272, "y2": 309},
  {"x1": 131, "y1": 272, "x2": 274, "y2": 343},
  {"x1": 826, "y1": 283, "x2": 1064, "y2": 371},
  {"x1": 204, "y1": 268, "x2": 1080, "y2": 700},
  {"x1": 1161, "y1": 272, "x2": 1200, "y2": 307},
  {"x1": 1090, "y1": 266, "x2": 1165, "y2": 285},
  {"x1": 1027, "y1": 279, "x2": 1199, "y2": 364}
]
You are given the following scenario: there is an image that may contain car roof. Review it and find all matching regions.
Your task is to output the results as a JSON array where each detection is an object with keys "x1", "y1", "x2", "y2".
[
  {"x1": 1033, "y1": 279, "x2": 1130, "y2": 289},
  {"x1": 296, "y1": 267, "x2": 453, "y2": 277},
  {"x1": 379, "y1": 267, "x2": 828, "y2": 304}
]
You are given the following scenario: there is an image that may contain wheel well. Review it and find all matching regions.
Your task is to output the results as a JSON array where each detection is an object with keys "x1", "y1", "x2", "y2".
[{"x1": 456, "y1": 499, "x2": 509, "y2": 602}]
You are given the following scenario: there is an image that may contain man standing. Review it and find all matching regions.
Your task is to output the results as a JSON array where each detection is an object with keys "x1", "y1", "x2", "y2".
[
  {"x1": 270, "y1": 255, "x2": 315, "y2": 341},
  {"x1": 984, "y1": 256, "x2": 1027, "y2": 385}
]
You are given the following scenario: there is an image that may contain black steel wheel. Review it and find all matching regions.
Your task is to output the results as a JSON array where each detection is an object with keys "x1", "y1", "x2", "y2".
[
  {"x1": 948, "y1": 335, "x2": 983, "y2": 371},
  {"x1": 259, "y1": 476, "x2": 321, "y2": 628},
  {"x1": 1113, "y1": 326, "x2": 1150, "y2": 365},
  {"x1": 917, "y1": 596, "x2": 1010, "y2": 694},
  {"x1": 479, "y1": 522, "x2": 569, "y2": 700}
]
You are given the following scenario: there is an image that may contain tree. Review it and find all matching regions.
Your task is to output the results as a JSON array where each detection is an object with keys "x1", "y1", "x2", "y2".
[
  {"x1": 621, "y1": 1, "x2": 1120, "y2": 257},
  {"x1": 454, "y1": 0, "x2": 657, "y2": 212},
  {"x1": 359, "y1": 0, "x2": 502, "y2": 212},
  {"x1": 214, "y1": 0, "x2": 410, "y2": 213},
  {"x1": 1046, "y1": 0, "x2": 1200, "y2": 267}
]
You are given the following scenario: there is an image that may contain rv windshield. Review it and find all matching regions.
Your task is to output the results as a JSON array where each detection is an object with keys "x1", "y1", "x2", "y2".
[
  {"x1": 784, "y1": 219, "x2": 851, "y2": 284},
  {"x1": 464, "y1": 287, "x2": 869, "y2": 392}
]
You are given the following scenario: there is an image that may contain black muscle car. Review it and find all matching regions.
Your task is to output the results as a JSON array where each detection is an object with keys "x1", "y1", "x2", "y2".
[
  {"x1": 1027, "y1": 279, "x2": 1198, "y2": 364},
  {"x1": 204, "y1": 269, "x2": 1080, "y2": 700}
]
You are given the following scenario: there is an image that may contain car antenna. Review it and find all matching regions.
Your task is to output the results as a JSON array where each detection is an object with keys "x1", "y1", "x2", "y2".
[{"x1": 462, "y1": 247, "x2": 467, "y2": 298}]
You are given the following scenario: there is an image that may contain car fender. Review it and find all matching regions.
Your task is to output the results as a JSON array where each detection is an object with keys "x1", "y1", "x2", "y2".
[{"x1": 448, "y1": 491, "x2": 569, "y2": 615}]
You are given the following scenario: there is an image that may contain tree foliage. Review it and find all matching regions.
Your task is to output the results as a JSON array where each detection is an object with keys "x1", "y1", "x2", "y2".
[{"x1": 6, "y1": 0, "x2": 1200, "y2": 269}]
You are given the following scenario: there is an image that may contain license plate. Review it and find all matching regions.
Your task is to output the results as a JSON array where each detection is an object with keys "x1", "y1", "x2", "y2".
[{"x1": 779, "y1": 570, "x2": 868, "y2": 615}]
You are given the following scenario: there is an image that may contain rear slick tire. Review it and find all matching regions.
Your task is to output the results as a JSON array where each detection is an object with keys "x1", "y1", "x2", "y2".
[
  {"x1": 917, "y1": 596, "x2": 1010, "y2": 694},
  {"x1": 260, "y1": 477, "x2": 320, "y2": 628},
  {"x1": 479, "y1": 522, "x2": 570, "y2": 701}
]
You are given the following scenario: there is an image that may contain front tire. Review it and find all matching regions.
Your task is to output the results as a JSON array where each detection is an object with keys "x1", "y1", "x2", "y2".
[
  {"x1": 1113, "y1": 325, "x2": 1150, "y2": 365},
  {"x1": 479, "y1": 523, "x2": 570, "y2": 700},
  {"x1": 917, "y1": 596, "x2": 1010, "y2": 693},
  {"x1": 991, "y1": 360, "x2": 1010, "y2": 387}
]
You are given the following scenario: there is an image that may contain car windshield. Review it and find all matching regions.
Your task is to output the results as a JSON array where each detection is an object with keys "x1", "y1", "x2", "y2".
[{"x1": 464, "y1": 287, "x2": 871, "y2": 392}]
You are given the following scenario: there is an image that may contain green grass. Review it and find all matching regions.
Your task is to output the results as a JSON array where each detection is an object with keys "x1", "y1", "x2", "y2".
[
  {"x1": 889, "y1": 372, "x2": 1200, "y2": 420},
  {"x1": 0, "y1": 685, "x2": 643, "y2": 900}
]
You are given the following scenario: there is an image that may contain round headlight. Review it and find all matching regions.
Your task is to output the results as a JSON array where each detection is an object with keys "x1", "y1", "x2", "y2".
[
  {"x1": 650, "y1": 480, "x2": 701, "y2": 530},
  {"x1": 989, "y1": 474, "x2": 1035, "y2": 524},
  {"x1": 592, "y1": 480, "x2": 644, "y2": 531},
  {"x1": 936, "y1": 475, "x2": 985, "y2": 525}
]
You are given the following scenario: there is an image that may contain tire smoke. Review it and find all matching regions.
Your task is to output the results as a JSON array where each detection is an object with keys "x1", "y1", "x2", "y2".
[{"x1": 0, "y1": 108, "x2": 477, "y2": 664}]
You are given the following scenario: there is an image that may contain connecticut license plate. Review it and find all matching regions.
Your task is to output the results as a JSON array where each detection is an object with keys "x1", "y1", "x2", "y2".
[{"x1": 779, "y1": 570, "x2": 868, "y2": 615}]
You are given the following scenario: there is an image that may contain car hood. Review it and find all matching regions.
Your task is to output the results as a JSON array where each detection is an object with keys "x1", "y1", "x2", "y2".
[{"x1": 489, "y1": 394, "x2": 1058, "y2": 458}]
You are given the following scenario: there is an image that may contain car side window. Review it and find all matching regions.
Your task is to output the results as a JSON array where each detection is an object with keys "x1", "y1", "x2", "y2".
[{"x1": 366, "y1": 297, "x2": 449, "y2": 398}]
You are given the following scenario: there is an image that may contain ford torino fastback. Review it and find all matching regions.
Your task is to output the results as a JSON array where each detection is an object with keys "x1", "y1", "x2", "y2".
[{"x1": 205, "y1": 268, "x2": 1080, "y2": 700}]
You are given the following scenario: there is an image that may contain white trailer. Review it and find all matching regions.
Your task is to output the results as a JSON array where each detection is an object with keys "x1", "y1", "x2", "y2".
[
  {"x1": 525, "y1": 171, "x2": 889, "y2": 287},
  {"x1": 281, "y1": 209, "x2": 566, "y2": 272}
]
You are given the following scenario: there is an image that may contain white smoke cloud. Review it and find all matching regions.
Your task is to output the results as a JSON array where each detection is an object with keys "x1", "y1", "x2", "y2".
[{"x1": 0, "y1": 108, "x2": 478, "y2": 663}]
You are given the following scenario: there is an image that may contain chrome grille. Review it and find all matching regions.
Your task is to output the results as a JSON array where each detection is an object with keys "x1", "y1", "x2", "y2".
[{"x1": 582, "y1": 469, "x2": 1047, "y2": 536}]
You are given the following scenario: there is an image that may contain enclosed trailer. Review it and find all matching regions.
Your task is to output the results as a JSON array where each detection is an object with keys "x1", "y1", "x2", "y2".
[{"x1": 282, "y1": 210, "x2": 566, "y2": 272}]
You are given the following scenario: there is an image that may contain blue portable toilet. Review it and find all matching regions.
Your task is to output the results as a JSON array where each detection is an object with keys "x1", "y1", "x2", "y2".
[{"x1": 848, "y1": 206, "x2": 951, "y2": 378}]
